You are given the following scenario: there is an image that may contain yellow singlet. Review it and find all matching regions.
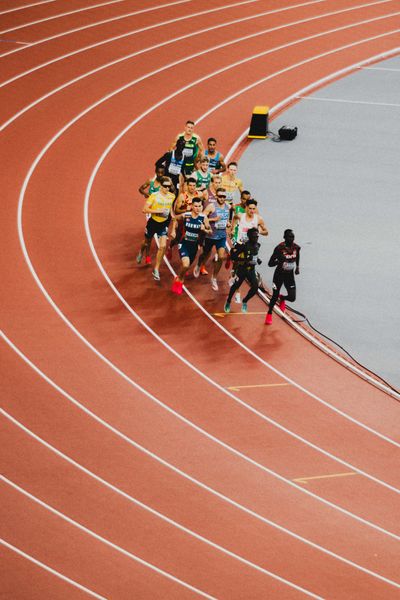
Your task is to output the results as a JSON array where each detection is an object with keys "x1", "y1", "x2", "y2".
[{"x1": 147, "y1": 191, "x2": 175, "y2": 223}]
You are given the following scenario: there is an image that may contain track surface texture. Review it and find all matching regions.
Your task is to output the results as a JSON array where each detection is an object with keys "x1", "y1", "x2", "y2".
[{"x1": 1, "y1": 1, "x2": 399, "y2": 598}]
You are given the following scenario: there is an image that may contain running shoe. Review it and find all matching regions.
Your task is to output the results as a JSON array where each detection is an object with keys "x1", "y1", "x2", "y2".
[
  {"x1": 152, "y1": 268, "x2": 160, "y2": 281},
  {"x1": 265, "y1": 313, "x2": 272, "y2": 325},
  {"x1": 200, "y1": 265, "x2": 208, "y2": 275},
  {"x1": 278, "y1": 296, "x2": 286, "y2": 312},
  {"x1": 136, "y1": 253, "x2": 142, "y2": 264},
  {"x1": 193, "y1": 264, "x2": 200, "y2": 278},
  {"x1": 241, "y1": 302, "x2": 248, "y2": 314},
  {"x1": 171, "y1": 278, "x2": 183, "y2": 295},
  {"x1": 228, "y1": 276, "x2": 236, "y2": 287},
  {"x1": 145, "y1": 256, "x2": 151, "y2": 265},
  {"x1": 234, "y1": 292, "x2": 241, "y2": 304},
  {"x1": 224, "y1": 301, "x2": 231, "y2": 313},
  {"x1": 211, "y1": 277, "x2": 218, "y2": 291}
]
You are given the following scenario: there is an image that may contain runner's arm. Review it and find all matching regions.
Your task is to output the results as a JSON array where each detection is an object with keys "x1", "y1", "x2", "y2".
[
  {"x1": 138, "y1": 179, "x2": 151, "y2": 198},
  {"x1": 258, "y1": 217, "x2": 269, "y2": 236}
]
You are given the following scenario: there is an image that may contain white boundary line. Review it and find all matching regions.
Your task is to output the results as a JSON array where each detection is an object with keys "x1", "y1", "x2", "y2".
[
  {"x1": 4, "y1": 2, "x2": 398, "y2": 556},
  {"x1": 0, "y1": 0, "x2": 265, "y2": 59},
  {"x1": 3, "y1": 329, "x2": 399, "y2": 545},
  {"x1": 363, "y1": 65, "x2": 400, "y2": 70},
  {"x1": 0, "y1": 1, "x2": 56, "y2": 17},
  {"x1": 1, "y1": 476, "x2": 217, "y2": 599},
  {"x1": 1, "y1": 2, "x2": 393, "y2": 133},
  {"x1": 0, "y1": 0, "x2": 189, "y2": 35},
  {"x1": 223, "y1": 55, "x2": 400, "y2": 398},
  {"x1": 14, "y1": 19, "x2": 400, "y2": 491},
  {"x1": 295, "y1": 95, "x2": 400, "y2": 106},
  {"x1": 77, "y1": 25, "x2": 400, "y2": 446},
  {"x1": 2, "y1": 386, "x2": 400, "y2": 588},
  {"x1": 0, "y1": 412, "x2": 320, "y2": 598},
  {"x1": 0, "y1": 538, "x2": 107, "y2": 599},
  {"x1": 0, "y1": 0, "x2": 331, "y2": 85}
]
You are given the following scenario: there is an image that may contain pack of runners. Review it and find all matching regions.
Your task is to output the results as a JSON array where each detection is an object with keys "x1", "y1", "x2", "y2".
[{"x1": 137, "y1": 120, "x2": 300, "y2": 324}]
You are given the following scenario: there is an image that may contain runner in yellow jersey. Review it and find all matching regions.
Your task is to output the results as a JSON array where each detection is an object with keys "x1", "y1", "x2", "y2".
[
  {"x1": 221, "y1": 161, "x2": 243, "y2": 208},
  {"x1": 136, "y1": 177, "x2": 175, "y2": 281}
]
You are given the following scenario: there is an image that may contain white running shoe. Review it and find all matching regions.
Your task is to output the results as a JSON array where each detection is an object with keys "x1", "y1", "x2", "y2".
[
  {"x1": 211, "y1": 277, "x2": 219, "y2": 291},
  {"x1": 228, "y1": 276, "x2": 235, "y2": 287},
  {"x1": 193, "y1": 264, "x2": 200, "y2": 278},
  {"x1": 234, "y1": 292, "x2": 241, "y2": 304},
  {"x1": 152, "y1": 269, "x2": 160, "y2": 281}
]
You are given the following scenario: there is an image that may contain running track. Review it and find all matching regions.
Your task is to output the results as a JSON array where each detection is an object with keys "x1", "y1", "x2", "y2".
[{"x1": 1, "y1": 1, "x2": 400, "y2": 597}]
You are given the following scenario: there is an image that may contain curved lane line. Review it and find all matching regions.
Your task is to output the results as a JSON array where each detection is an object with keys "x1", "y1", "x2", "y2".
[
  {"x1": 1, "y1": 477, "x2": 217, "y2": 599},
  {"x1": 0, "y1": 538, "x2": 107, "y2": 600},
  {"x1": 1, "y1": 3, "x2": 392, "y2": 133},
  {"x1": 0, "y1": 473, "x2": 321, "y2": 598},
  {"x1": 2, "y1": 400, "x2": 400, "y2": 588},
  {"x1": 0, "y1": 0, "x2": 332, "y2": 86},
  {"x1": 0, "y1": 0, "x2": 190, "y2": 36},
  {"x1": 0, "y1": 1, "x2": 57, "y2": 17},
  {"x1": 80, "y1": 24, "x2": 400, "y2": 448},
  {"x1": 14, "y1": 23, "x2": 400, "y2": 498},
  {"x1": 0, "y1": 0, "x2": 265, "y2": 59}
]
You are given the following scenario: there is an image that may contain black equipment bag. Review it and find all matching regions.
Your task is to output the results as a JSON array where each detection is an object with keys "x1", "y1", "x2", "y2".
[{"x1": 278, "y1": 126, "x2": 297, "y2": 141}]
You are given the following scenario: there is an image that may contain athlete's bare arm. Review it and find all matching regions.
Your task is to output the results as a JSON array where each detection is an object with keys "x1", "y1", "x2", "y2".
[
  {"x1": 138, "y1": 179, "x2": 151, "y2": 198},
  {"x1": 201, "y1": 215, "x2": 212, "y2": 235},
  {"x1": 258, "y1": 217, "x2": 268, "y2": 236}
]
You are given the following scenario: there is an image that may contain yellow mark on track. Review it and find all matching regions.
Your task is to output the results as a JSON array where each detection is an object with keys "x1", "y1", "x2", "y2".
[
  {"x1": 213, "y1": 312, "x2": 266, "y2": 317},
  {"x1": 228, "y1": 383, "x2": 291, "y2": 391},
  {"x1": 293, "y1": 472, "x2": 357, "y2": 485}
]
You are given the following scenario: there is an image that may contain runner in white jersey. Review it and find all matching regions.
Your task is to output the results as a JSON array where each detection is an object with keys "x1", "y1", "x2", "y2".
[{"x1": 233, "y1": 198, "x2": 268, "y2": 243}]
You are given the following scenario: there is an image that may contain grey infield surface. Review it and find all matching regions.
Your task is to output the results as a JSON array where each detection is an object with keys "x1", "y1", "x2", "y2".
[{"x1": 240, "y1": 55, "x2": 400, "y2": 389}]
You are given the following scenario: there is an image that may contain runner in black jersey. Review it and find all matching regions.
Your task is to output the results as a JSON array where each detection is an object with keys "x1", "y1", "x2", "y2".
[
  {"x1": 265, "y1": 229, "x2": 300, "y2": 324},
  {"x1": 170, "y1": 197, "x2": 211, "y2": 294},
  {"x1": 224, "y1": 228, "x2": 262, "y2": 314}
]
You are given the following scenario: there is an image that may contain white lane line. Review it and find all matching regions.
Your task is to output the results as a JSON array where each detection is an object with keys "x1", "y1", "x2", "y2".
[
  {"x1": 0, "y1": 0, "x2": 265, "y2": 59},
  {"x1": 0, "y1": 471, "x2": 320, "y2": 599},
  {"x1": 3, "y1": 330, "x2": 399, "y2": 546},
  {"x1": 14, "y1": 19, "x2": 400, "y2": 492},
  {"x1": 0, "y1": 39, "x2": 30, "y2": 45},
  {"x1": 2, "y1": 403, "x2": 400, "y2": 589},
  {"x1": 0, "y1": 1, "x2": 56, "y2": 16},
  {"x1": 0, "y1": 3, "x2": 393, "y2": 126},
  {"x1": 224, "y1": 49, "x2": 400, "y2": 398},
  {"x1": 0, "y1": 538, "x2": 107, "y2": 599},
  {"x1": 363, "y1": 65, "x2": 400, "y2": 71},
  {"x1": 296, "y1": 95, "x2": 400, "y2": 107},
  {"x1": 1, "y1": 477, "x2": 217, "y2": 599},
  {"x1": 78, "y1": 22, "x2": 400, "y2": 450},
  {"x1": 0, "y1": 0, "x2": 326, "y2": 82},
  {"x1": 0, "y1": 0, "x2": 188, "y2": 35}
]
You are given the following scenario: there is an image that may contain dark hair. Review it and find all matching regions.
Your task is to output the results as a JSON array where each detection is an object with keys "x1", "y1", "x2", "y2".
[
  {"x1": 284, "y1": 229, "x2": 294, "y2": 238},
  {"x1": 186, "y1": 177, "x2": 196, "y2": 184},
  {"x1": 216, "y1": 187, "x2": 226, "y2": 194},
  {"x1": 246, "y1": 198, "x2": 257, "y2": 207},
  {"x1": 192, "y1": 197, "x2": 202, "y2": 204},
  {"x1": 247, "y1": 227, "x2": 259, "y2": 238},
  {"x1": 186, "y1": 120, "x2": 195, "y2": 126},
  {"x1": 228, "y1": 161, "x2": 237, "y2": 168},
  {"x1": 207, "y1": 137, "x2": 217, "y2": 144},
  {"x1": 241, "y1": 190, "x2": 251, "y2": 198}
]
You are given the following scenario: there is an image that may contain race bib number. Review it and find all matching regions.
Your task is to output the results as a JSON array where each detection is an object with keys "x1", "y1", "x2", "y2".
[
  {"x1": 169, "y1": 163, "x2": 181, "y2": 175},
  {"x1": 282, "y1": 261, "x2": 295, "y2": 271},
  {"x1": 183, "y1": 148, "x2": 193, "y2": 158},
  {"x1": 215, "y1": 219, "x2": 228, "y2": 229}
]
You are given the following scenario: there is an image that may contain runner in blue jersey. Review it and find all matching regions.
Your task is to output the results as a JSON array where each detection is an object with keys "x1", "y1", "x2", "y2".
[
  {"x1": 205, "y1": 137, "x2": 226, "y2": 175},
  {"x1": 170, "y1": 197, "x2": 211, "y2": 295},
  {"x1": 193, "y1": 188, "x2": 230, "y2": 291}
]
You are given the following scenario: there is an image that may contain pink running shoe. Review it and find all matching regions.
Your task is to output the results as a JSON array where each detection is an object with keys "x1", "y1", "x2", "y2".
[
  {"x1": 265, "y1": 313, "x2": 272, "y2": 325},
  {"x1": 145, "y1": 256, "x2": 151, "y2": 265},
  {"x1": 172, "y1": 278, "x2": 183, "y2": 295},
  {"x1": 278, "y1": 296, "x2": 286, "y2": 312}
]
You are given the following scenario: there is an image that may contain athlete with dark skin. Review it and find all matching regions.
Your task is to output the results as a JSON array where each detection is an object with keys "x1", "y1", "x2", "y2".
[
  {"x1": 224, "y1": 227, "x2": 262, "y2": 314},
  {"x1": 265, "y1": 229, "x2": 300, "y2": 324}
]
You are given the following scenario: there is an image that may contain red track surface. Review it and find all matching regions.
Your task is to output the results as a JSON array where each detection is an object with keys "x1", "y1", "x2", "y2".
[{"x1": 1, "y1": 1, "x2": 400, "y2": 597}]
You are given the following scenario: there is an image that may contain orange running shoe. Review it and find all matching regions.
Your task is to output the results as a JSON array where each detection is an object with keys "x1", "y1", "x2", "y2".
[{"x1": 200, "y1": 265, "x2": 208, "y2": 275}]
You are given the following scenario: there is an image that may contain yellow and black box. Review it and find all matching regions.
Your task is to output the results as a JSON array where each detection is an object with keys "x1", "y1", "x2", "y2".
[{"x1": 248, "y1": 105, "x2": 269, "y2": 139}]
